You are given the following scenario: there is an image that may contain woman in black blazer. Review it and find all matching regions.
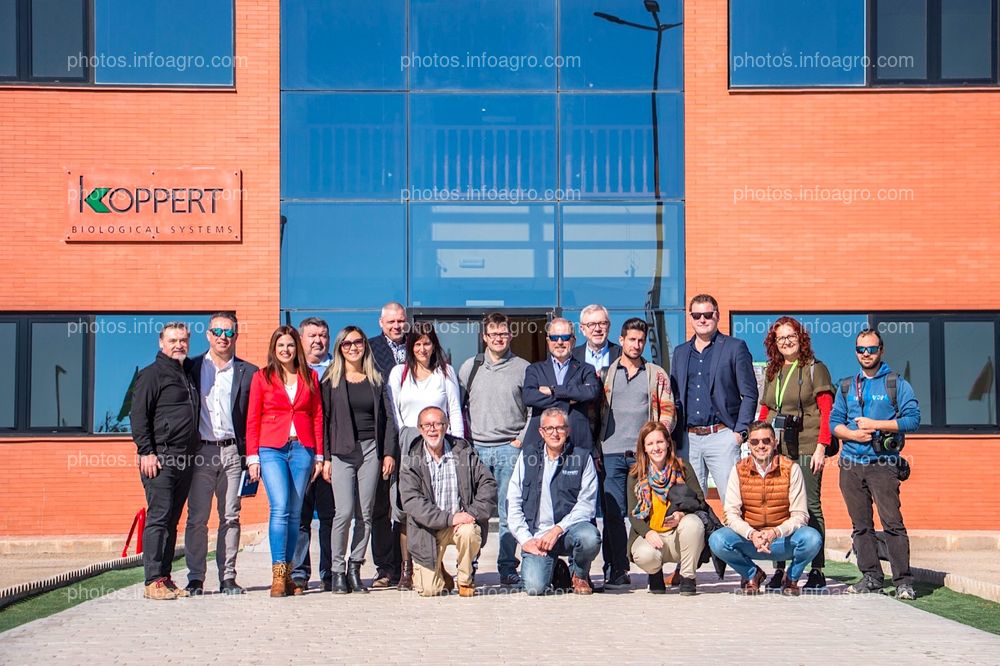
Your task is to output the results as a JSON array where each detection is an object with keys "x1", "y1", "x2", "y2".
[{"x1": 321, "y1": 326, "x2": 398, "y2": 594}]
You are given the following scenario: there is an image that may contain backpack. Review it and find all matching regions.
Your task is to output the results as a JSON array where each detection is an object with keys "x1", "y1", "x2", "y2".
[
  {"x1": 460, "y1": 353, "x2": 485, "y2": 436},
  {"x1": 831, "y1": 372, "x2": 899, "y2": 456}
]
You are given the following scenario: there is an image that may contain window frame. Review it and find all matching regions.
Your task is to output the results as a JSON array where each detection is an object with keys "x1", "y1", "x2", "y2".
[
  {"x1": 869, "y1": 0, "x2": 999, "y2": 86},
  {"x1": 1, "y1": 0, "x2": 93, "y2": 84},
  {"x1": 0, "y1": 313, "x2": 93, "y2": 435}
]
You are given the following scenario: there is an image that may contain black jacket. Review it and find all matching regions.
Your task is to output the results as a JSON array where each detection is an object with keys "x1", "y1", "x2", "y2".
[
  {"x1": 368, "y1": 333, "x2": 401, "y2": 383},
  {"x1": 522, "y1": 356, "x2": 601, "y2": 451},
  {"x1": 321, "y1": 376, "x2": 398, "y2": 460},
  {"x1": 190, "y1": 353, "x2": 257, "y2": 460},
  {"x1": 131, "y1": 352, "x2": 200, "y2": 456}
]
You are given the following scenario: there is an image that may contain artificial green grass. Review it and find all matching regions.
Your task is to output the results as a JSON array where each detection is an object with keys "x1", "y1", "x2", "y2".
[
  {"x1": 826, "y1": 561, "x2": 1000, "y2": 636},
  {"x1": 0, "y1": 556, "x2": 185, "y2": 634}
]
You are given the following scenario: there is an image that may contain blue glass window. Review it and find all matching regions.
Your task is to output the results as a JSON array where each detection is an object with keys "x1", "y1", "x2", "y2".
[
  {"x1": 0, "y1": 322, "x2": 16, "y2": 428},
  {"x1": 560, "y1": 0, "x2": 683, "y2": 91},
  {"x1": 31, "y1": 321, "x2": 85, "y2": 428},
  {"x1": 875, "y1": 0, "x2": 928, "y2": 80},
  {"x1": 409, "y1": 93, "x2": 557, "y2": 199},
  {"x1": 94, "y1": 0, "x2": 234, "y2": 85},
  {"x1": 560, "y1": 93, "x2": 683, "y2": 200},
  {"x1": 560, "y1": 203, "x2": 683, "y2": 309},
  {"x1": 92, "y1": 315, "x2": 208, "y2": 433},
  {"x1": 280, "y1": 203, "x2": 406, "y2": 309},
  {"x1": 281, "y1": 0, "x2": 405, "y2": 90},
  {"x1": 31, "y1": 0, "x2": 86, "y2": 80},
  {"x1": 409, "y1": 203, "x2": 556, "y2": 307},
  {"x1": 409, "y1": 0, "x2": 556, "y2": 90},
  {"x1": 729, "y1": 0, "x2": 866, "y2": 87},
  {"x1": 730, "y1": 313, "x2": 870, "y2": 386},
  {"x1": 282, "y1": 93, "x2": 406, "y2": 200},
  {"x1": 0, "y1": 1, "x2": 15, "y2": 79}
]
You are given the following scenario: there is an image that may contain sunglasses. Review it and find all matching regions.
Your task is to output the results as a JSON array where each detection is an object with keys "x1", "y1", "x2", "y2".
[
  {"x1": 340, "y1": 338, "x2": 365, "y2": 350},
  {"x1": 689, "y1": 311, "x2": 716, "y2": 321},
  {"x1": 748, "y1": 438, "x2": 774, "y2": 446},
  {"x1": 855, "y1": 345, "x2": 881, "y2": 355},
  {"x1": 548, "y1": 334, "x2": 573, "y2": 342},
  {"x1": 209, "y1": 328, "x2": 236, "y2": 338}
]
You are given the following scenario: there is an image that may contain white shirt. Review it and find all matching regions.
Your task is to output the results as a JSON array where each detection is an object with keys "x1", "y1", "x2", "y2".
[
  {"x1": 285, "y1": 381, "x2": 298, "y2": 438},
  {"x1": 198, "y1": 354, "x2": 235, "y2": 441},
  {"x1": 506, "y1": 450, "x2": 598, "y2": 544},
  {"x1": 388, "y1": 365, "x2": 465, "y2": 438}
]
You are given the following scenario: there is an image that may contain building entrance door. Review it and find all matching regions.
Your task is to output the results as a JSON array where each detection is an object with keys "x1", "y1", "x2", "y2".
[{"x1": 411, "y1": 311, "x2": 552, "y2": 367}]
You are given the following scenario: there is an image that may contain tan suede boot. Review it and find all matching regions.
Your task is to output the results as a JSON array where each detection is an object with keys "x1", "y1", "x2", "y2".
[{"x1": 271, "y1": 563, "x2": 288, "y2": 597}]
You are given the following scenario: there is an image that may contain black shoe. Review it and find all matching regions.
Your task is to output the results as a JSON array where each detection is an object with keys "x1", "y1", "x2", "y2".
[
  {"x1": 499, "y1": 573, "x2": 521, "y2": 587},
  {"x1": 184, "y1": 580, "x2": 204, "y2": 596},
  {"x1": 292, "y1": 578, "x2": 309, "y2": 594},
  {"x1": 766, "y1": 568, "x2": 785, "y2": 591},
  {"x1": 678, "y1": 576, "x2": 697, "y2": 596},
  {"x1": 803, "y1": 568, "x2": 827, "y2": 590},
  {"x1": 847, "y1": 574, "x2": 885, "y2": 594},
  {"x1": 347, "y1": 563, "x2": 369, "y2": 594},
  {"x1": 604, "y1": 572, "x2": 631, "y2": 590},
  {"x1": 220, "y1": 579, "x2": 245, "y2": 595},
  {"x1": 330, "y1": 572, "x2": 350, "y2": 594},
  {"x1": 321, "y1": 578, "x2": 333, "y2": 592},
  {"x1": 647, "y1": 570, "x2": 666, "y2": 594}
]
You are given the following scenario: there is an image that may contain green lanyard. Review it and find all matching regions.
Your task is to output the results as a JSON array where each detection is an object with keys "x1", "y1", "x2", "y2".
[{"x1": 774, "y1": 360, "x2": 799, "y2": 411}]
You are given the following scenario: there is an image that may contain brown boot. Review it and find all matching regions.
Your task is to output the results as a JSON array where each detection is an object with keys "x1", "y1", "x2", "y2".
[
  {"x1": 398, "y1": 560, "x2": 414, "y2": 591},
  {"x1": 271, "y1": 563, "x2": 288, "y2": 598}
]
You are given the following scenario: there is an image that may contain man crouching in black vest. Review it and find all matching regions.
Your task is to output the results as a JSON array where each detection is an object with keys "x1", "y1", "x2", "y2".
[{"x1": 507, "y1": 408, "x2": 601, "y2": 595}]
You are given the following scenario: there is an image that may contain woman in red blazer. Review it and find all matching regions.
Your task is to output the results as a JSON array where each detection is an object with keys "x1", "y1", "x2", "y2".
[{"x1": 246, "y1": 325, "x2": 323, "y2": 597}]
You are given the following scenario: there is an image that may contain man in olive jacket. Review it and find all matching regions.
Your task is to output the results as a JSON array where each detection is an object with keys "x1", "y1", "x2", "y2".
[{"x1": 399, "y1": 406, "x2": 497, "y2": 597}]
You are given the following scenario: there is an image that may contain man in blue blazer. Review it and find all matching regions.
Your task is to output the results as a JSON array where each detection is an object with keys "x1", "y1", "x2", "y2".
[
  {"x1": 670, "y1": 294, "x2": 758, "y2": 503},
  {"x1": 184, "y1": 312, "x2": 258, "y2": 595},
  {"x1": 522, "y1": 318, "x2": 601, "y2": 452}
]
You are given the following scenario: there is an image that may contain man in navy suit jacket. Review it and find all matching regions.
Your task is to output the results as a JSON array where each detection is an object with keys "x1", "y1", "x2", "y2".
[
  {"x1": 184, "y1": 312, "x2": 258, "y2": 595},
  {"x1": 670, "y1": 294, "x2": 758, "y2": 503},
  {"x1": 523, "y1": 318, "x2": 601, "y2": 452}
]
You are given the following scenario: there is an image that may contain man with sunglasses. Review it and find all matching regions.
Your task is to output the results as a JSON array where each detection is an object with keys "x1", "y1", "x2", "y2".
[
  {"x1": 291, "y1": 317, "x2": 336, "y2": 592},
  {"x1": 184, "y1": 312, "x2": 257, "y2": 595},
  {"x1": 831, "y1": 329, "x2": 920, "y2": 599},
  {"x1": 522, "y1": 318, "x2": 601, "y2": 453},
  {"x1": 708, "y1": 421, "x2": 821, "y2": 595},
  {"x1": 671, "y1": 294, "x2": 758, "y2": 504}
]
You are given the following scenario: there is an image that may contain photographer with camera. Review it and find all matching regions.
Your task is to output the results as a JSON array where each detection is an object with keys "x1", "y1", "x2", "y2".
[
  {"x1": 831, "y1": 329, "x2": 920, "y2": 599},
  {"x1": 758, "y1": 317, "x2": 834, "y2": 591}
]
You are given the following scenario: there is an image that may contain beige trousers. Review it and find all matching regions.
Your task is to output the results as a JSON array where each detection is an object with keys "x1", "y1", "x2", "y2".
[
  {"x1": 412, "y1": 523, "x2": 482, "y2": 597},
  {"x1": 630, "y1": 513, "x2": 705, "y2": 579}
]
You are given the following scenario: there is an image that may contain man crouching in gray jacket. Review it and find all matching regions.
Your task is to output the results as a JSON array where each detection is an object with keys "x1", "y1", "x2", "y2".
[{"x1": 399, "y1": 406, "x2": 497, "y2": 597}]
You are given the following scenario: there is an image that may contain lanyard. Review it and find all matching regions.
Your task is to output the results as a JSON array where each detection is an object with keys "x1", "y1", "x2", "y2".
[{"x1": 774, "y1": 360, "x2": 799, "y2": 411}]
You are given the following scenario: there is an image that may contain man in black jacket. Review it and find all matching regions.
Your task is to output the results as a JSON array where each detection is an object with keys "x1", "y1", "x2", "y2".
[
  {"x1": 131, "y1": 322, "x2": 200, "y2": 600},
  {"x1": 183, "y1": 313, "x2": 257, "y2": 596},
  {"x1": 398, "y1": 407, "x2": 496, "y2": 598}
]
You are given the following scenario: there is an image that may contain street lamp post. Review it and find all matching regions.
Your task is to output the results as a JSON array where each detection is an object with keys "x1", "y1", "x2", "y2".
[{"x1": 594, "y1": 2, "x2": 681, "y2": 371}]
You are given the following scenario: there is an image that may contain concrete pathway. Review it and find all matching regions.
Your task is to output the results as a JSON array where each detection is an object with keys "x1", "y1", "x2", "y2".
[{"x1": 2, "y1": 530, "x2": 999, "y2": 665}]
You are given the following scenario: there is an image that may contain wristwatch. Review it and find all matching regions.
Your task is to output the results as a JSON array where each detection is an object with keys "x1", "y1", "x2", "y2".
[{"x1": 739, "y1": 430, "x2": 749, "y2": 443}]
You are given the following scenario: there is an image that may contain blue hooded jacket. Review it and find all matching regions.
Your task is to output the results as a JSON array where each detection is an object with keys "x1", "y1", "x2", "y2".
[{"x1": 829, "y1": 362, "x2": 921, "y2": 464}]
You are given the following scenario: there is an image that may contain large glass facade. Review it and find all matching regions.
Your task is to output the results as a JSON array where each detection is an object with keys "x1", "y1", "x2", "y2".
[{"x1": 280, "y1": 0, "x2": 686, "y2": 365}]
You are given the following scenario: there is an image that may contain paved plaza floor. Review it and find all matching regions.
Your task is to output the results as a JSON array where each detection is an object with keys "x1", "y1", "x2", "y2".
[{"x1": 2, "y1": 530, "x2": 999, "y2": 665}]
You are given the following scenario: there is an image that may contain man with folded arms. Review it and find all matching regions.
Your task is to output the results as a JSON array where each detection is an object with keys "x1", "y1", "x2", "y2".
[
  {"x1": 708, "y1": 421, "x2": 821, "y2": 596},
  {"x1": 398, "y1": 406, "x2": 497, "y2": 598}
]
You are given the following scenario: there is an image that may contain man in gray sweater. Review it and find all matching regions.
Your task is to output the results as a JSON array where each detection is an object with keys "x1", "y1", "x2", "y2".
[{"x1": 458, "y1": 312, "x2": 530, "y2": 586}]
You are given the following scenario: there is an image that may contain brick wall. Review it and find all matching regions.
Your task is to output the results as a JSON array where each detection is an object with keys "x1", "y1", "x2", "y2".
[
  {"x1": 0, "y1": 0, "x2": 280, "y2": 535},
  {"x1": 685, "y1": 1, "x2": 1000, "y2": 530}
]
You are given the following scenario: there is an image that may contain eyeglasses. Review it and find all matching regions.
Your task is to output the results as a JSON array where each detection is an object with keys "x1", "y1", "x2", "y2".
[
  {"x1": 340, "y1": 338, "x2": 365, "y2": 350},
  {"x1": 209, "y1": 328, "x2": 236, "y2": 338},
  {"x1": 540, "y1": 425, "x2": 568, "y2": 434},
  {"x1": 581, "y1": 321, "x2": 610, "y2": 329},
  {"x1": 485, "y1": 332, "x2": 511, "y2": 340},
  {"x1": 548, "y1": 334, "x2": 573, "y2": 342},
  {"x1": 776, "y1": 334, "x2": 799, "y2": 344},
  {"x1": 689, "y1": 311, "x2": 716, "y2": 321},
  {"x1": 855, "y1": 345, "x2": 881, "y2": 355},
  {"x1": 419, "y1": 421, "x2": 447, "y2": 431},
  {"x1": 748, "y1": 438, "x2": 774, "y2": 446}
]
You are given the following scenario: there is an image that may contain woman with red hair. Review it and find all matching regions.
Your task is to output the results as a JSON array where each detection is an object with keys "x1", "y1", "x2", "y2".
[{"x1": 758, "y1": 316, "x2": 834, "y2": 591}]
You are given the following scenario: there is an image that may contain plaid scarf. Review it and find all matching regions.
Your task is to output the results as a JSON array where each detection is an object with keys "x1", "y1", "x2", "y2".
[{"x1": 632, "y1": 463, "x2": 685, "y2": 520}]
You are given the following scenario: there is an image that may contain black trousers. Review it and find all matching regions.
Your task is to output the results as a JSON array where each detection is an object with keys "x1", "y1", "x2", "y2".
[
  {"x1": 370, "y1": 473, "x2": 400, "y2": 578},
  {"x1": 292, "y1": 477, "x2": 335, "y2": 581},
  {"x1": 140, "y1": 453, "x2": 194, "y2": 584},
  {"x1": 839, "y1": 459, "x2": 912, "y2": 587}
]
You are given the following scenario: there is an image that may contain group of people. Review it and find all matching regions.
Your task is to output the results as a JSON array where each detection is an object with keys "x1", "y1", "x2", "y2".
[{"x1": 131, "y1": 294, "x2": 921, "y2": 601}]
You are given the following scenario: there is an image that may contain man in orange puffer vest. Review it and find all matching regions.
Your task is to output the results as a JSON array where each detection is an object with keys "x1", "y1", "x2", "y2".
[{"x1": 708, "y1": 420, "x2": 821, "y2": 596}]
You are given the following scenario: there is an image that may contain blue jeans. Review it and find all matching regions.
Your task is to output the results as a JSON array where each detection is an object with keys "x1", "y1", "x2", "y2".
[
  {"x1": 259, "y1": 440, "x2": 315, "y2": 565},
  {"x1": 474, "y1": 442, "x2": 521, "y2": 577},
  {"x1": 598, "y1": 453, "x2": 631, "y2": 579},
  {"x1": 520, "y1": 522, "x2": 602, "y2": 595},
  {"x1": 708, "y1": 526, "x2": 822, "y2": 582}
]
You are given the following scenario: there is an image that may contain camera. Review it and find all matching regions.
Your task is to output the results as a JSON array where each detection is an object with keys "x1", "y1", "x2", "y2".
[
  {"x1": 772, "y1": 414, "x2": 803, "y2": 455},
  {"x1": 873, "y1": 431, "x2": 905, "y2": 455}
]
